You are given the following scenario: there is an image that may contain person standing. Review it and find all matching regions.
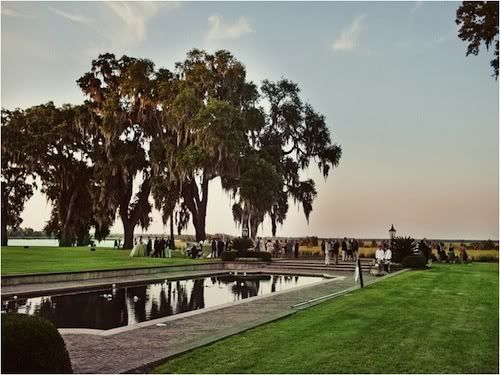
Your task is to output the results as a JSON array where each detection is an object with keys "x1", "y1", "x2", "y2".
[
  {"x1": 341, "y1": 238, "x2": 347, "y2": 261},
  {"x1": 332, "y1": 239, "x2": 339, "y2": 265},
  {"x1": 160, "y1": 237, "x2": 166, "y2": 258},
  {"x1": 153, "y1": 237, "x2": 159, "y2": 257},
  {"x1": 375, "y1": 244, "x2": 385, "y2": 272},
  {"x1": 273, "y1": 240, "x2": 280, "y2": 258},
  {"x1": 352, "y1": 238, "x2": 359, "y2": 261},
  {"x1": 346, "y1": 239, "x2": 353, "y2": 261},
  {"x1": 218, "y1": 238, "x2": 225, "y2": 257},
  {"x1": 146, "y1": 237, "x2": 152, "y2": 257},
  {"x1": 211, "y1": 239, "x2": 217, "y2": 258},
  {"x1": 286, "y1": 240, "x2": 293, "y2": 258},
  {"x1": 384, "y1": 245, "x2": 392, "y2": 273},
  {"x1": 294, "y1": 240, "x2": 300, "y2": 259},
  {"x1": 266, "y1": 239, "x2": 273, "y2": 253},
  {"x1": 324, "y1": 239, "x2": 331, "y2": 265},
  {"x1": 321, "y1": 240, "x2": 326, "y2": 256}
]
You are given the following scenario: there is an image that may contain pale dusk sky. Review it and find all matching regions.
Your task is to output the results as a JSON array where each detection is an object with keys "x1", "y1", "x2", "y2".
[{"x1": 1, "y1": 1, "x2": 498, "y2": 240}]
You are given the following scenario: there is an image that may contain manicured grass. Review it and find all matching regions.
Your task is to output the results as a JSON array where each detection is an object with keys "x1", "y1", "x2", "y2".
[
  {"x1": 0, "y1": 246, "x2": 219, "y2": 276},
  {"x1": 154, "y1": 263, "x2": 499, "y2": 374}
]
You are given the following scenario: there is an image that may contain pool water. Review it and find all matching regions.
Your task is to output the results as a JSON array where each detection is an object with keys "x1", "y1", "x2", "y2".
[{"x1": 2, "y1": 274, "x2": 322, "y2": 330}]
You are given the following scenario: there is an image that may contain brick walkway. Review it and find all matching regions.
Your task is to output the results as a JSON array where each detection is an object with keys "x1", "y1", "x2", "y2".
[{"x1": 62, "y1": 271, "x2": 377, "y2": 373}]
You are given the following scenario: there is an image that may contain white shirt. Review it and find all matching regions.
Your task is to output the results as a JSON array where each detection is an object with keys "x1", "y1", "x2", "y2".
[
  {"x1": 384, "y1": 249, "x2": 392, "y2": 261},
  {"x1": 266, "y1": 242, "x2": 273, "y2": 252},
  {"x1": 375, "y1": 248, "x2": 385, "y2": 261}
]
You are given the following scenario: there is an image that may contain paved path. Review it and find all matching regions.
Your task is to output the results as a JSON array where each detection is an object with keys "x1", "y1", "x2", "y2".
[{"x1": 62, "y1": 271, "x2": 377, "y2": 374}]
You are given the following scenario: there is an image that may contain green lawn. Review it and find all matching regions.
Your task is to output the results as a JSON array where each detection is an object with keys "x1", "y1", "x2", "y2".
[
  {"x1": 155, "y1": 263, "x2": 499, "y2": 374},
  {"x1": 1, "y1": 246, "x2": 219, "y2": 276}
]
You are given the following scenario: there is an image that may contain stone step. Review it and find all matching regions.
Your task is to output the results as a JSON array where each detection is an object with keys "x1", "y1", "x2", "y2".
[{"x1": 266, "y1": 264, "x2": 371, "y2": 272}]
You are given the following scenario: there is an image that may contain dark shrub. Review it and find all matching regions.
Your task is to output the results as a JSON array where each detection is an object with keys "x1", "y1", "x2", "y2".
[
  {"x1": 2, "y1": 313, "x2": 73, "y2": 373},
  {"x1": 391, "y1": 236, "x2": 418, "y2": 263},
  {"x1": 231, "y1": 237, "x2": 254, "y2": 254},
  {"x1": 221, "y1": 251, "x2": 238, "y2": 261},
  {"x1": 402, "y1": 254, "x2": 428, "y2": 269}
]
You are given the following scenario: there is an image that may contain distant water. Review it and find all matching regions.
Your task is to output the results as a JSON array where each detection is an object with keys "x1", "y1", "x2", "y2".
[{"x1": 7, "y1": 239, "x2": 116, "y2": 248}]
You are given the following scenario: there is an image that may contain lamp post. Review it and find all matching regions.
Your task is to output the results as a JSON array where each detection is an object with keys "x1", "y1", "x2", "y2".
[{"x1": 389, "y1": 224, "x2": 396, "y2": 242}]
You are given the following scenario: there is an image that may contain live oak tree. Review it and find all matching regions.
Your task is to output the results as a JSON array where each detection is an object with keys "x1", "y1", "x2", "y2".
[
  {"x1": 27, "y1": 103, "x2": 96, "y2": 246},
  {"x1": 157, "y1": 49, "x2": 258, "y2": 241},
  {"x1": 1, "y1": 110, "x2": 35, "y2": 246},
  {"x1": 456, "y1": 1, "x2": 499, "y2": 79},
  {"x1": 78, "y1": 54, "x2": 156, "y2": 249},
  {"x1": 228, "y1": 79, "x2": 342, "y2": 239}
]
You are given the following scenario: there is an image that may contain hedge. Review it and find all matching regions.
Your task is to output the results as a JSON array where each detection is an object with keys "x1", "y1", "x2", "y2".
[
  {"x1": 2, "y1": 313, "x2": 73, "y2": 373},
  {"x1": 402, "y1": 254, "x2": 428, "y2": 269}
]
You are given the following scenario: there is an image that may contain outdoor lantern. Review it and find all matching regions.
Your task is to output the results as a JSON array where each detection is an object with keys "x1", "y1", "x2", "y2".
[{"x1": 389, "y1": 224, "x2": 396, "y2": 240}]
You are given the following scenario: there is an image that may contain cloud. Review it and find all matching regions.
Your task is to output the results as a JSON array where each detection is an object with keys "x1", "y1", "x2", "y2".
[
  {"x1": 1, "y1": 5, "x2": 34, "y2": 19},
  {"x1": 48, "y1": 6, "x2": 93, "y2": 24},
  {"x1": 207, "y1": 14, "x2": 253, "y2": 41},
  {"x1": 333, "y1": 15, "x2": 366, "y2": 51}
]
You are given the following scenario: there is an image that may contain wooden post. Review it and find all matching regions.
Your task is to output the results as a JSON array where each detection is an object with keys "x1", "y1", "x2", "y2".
[{"x1": 357, "y1": 258, "x2": 364, "y2": 288}]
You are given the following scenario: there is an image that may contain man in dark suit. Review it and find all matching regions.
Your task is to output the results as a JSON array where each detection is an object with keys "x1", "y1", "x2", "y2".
[
  {"x1": 153, "y1": 237, "x2": 159, "y2": 257},
  {"x1": 217, "y1": 239, "x2": 225, "y2": 257},
  {"x1": 146, "y1": 237, "x2": 152, "y2": 256},
  {"x1": 159, "y1": 237, "x2": 166, "y2": 258},
  {"x1": 211, "y1": 239, "x2": 217, "y2": 258}
]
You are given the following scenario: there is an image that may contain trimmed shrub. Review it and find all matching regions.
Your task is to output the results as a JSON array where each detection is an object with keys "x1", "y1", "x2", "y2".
[
  {"x1": 402, "y1": 254, "x2": 428, "y2": 269},
  {"x1": 2, "y1": 313, "x2": 73, "y2": 373},
  {"x1": 231, "y1": 237, "x2": 254, "y2": 253}
]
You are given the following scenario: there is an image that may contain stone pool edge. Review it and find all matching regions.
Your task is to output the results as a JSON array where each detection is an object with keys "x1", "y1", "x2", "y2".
[{"x1": 58, "y1": 274, "x2": 345, "y2": 337}]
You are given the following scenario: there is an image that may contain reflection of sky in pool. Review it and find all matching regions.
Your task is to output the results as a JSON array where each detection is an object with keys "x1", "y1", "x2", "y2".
[{"x1": 2, "y1": 274, "x2": 322, "y2": 330}]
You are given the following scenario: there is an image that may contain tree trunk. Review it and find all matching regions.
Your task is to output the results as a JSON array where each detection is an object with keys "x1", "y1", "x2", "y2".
[
  {"x1": 183, "y1": 177, "x2": 209, "y2": 242},
  {"x1": 271, "y1": 210, "x2": 277, "y2": 237},
  {"x1": 169, "y1": 212, "x2": 175, "y2": 249},
  {"x1": 59, "y1": 226, "x2": 74, "y2": 247},
  {"x1": 122, "y1": 218, "x2": 135, "y2": 249},
  {"x1": 250, "y1": 215, "x2": 259, "y2": 241}
]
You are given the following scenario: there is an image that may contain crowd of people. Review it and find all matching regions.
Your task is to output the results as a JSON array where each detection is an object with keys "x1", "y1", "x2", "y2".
[
  {"x1": 321, "y1": 238, "x2": 361, "y2": 265},
  {"x1": 132, "y1": 236, "x2": 173, "y2": 258},
  {"x1": 435, "y1": 242, "x2": 470, "y2": 263},
  {"x1": 255, "y1": 238, "x2": 300, "y2": 259}
]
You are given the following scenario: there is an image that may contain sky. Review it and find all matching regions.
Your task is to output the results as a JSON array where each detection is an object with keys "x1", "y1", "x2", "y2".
[{"x1": 1, "y1": 1, "x2": 498, "y2": 240}]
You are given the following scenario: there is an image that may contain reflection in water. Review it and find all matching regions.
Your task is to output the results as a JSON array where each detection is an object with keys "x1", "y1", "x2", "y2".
[{"x1": 2, "y1": 274, "x2": 321, "y2": 330}]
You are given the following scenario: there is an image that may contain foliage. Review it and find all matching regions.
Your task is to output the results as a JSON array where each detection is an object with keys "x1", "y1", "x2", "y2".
[
  {"x1": 401, "y1": 254, "x2": 428, "y2": 269},
  {"x1": 77, "y1": 54, "x2": 154, "y2": 248},
  {"x1": 1, "y1": 110, "x2": 36, "y2": 246},
  {"x1": 456, "y1": 1, "x2": 499, "y2": 79},
  {"x1": 1, "y1": 313, "x2": 73, "y2": 373},
  {"x1": 391, "y1": 236, "x2": 418, "y2": 263},
  {"x1": 7, "y1": 227, "x2": 52, "y2": 238},
  {"x1": 230, "y1": 237, "x2": 254, "y2": 253},
  {"x1": 470, "y1": 239, "x2": 499, "y2": 250}
]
